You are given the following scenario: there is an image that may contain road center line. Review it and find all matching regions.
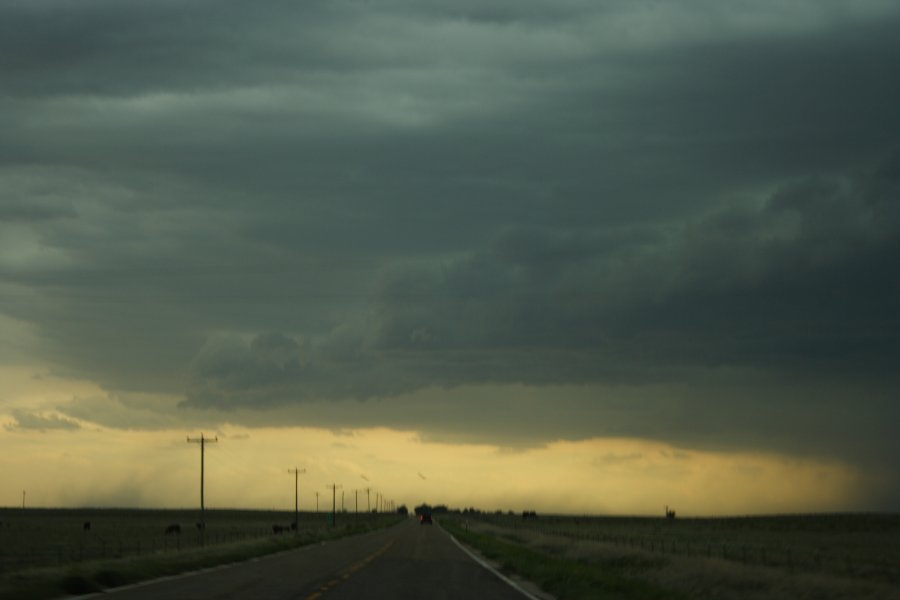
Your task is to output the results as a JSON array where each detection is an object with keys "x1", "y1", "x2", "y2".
[{"x1": 302, "y1": 541, "x2": 394, "y2": 600}]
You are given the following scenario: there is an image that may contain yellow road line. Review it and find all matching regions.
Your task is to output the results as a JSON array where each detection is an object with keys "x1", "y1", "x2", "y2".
[{"x1": 303, "y1": 540, "x2": 395, "y2": 600}]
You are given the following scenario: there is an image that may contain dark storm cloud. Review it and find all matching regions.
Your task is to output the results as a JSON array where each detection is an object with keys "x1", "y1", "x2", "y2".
[
  {"x1": 1, "y1": 0, "x2": 899, "y2": 491},
  {"x1": 6, "y1": 409, "x2": 80, "y2": 432},
  {"x1": 182, "y1": 160, "x2": 899, "y2": 402},
  {"x1": 0, "y1": 203, "x2": 76, "y2": 222}
]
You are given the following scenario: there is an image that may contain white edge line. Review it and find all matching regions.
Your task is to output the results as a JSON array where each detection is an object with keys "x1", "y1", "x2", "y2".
[{"x1": 444, "y1": 528, "x2": 544, "y2": 600}]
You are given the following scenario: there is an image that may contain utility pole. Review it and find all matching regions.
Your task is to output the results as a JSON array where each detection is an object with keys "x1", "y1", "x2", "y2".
[
  {"x1": 365, "y1": 487, "x2": 371, "y2": 513},
  {"x1": 315, "y1": 491, "x2": 320, "y2": 513},
  {"x1": 341, "y1": 490, "x2": 345, "y2": 513},
  {"x1": 288, "y1": 468, "x2": 306, "y2": 532},
  {"x1": 327, "y1": 483, "x2": 342, "y2": 527},
  {"x1": 187, "y1": 433, "x2": 218, "y2": 529},
  {"x1": 355, "y1": 489, "x2": 359, "y2": 517},
  {"x1": 22, "y1": 490, "x2": 25, "y2": 509}
]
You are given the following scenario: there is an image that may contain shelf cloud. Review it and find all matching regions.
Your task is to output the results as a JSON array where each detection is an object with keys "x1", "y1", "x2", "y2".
[{"x1": 1, "y1": 0, "x2": 898, "y2": 510}]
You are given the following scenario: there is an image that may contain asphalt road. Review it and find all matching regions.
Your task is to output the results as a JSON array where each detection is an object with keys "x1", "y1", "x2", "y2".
[{"x1": 95, "y1": 518, "x2": 531, "y2": 600}]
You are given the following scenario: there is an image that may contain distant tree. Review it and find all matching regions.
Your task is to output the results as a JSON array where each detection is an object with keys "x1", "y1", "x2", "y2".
[{"x1": 397, "y1": 505, "x2": 409, "y2": 516}]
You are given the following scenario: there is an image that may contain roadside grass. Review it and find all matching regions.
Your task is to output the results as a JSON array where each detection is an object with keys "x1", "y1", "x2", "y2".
[
  {"x1": 450, "y1": 516, "x2": 900, "y2": 600},
  {"x1": 441, "y1": 518, "x2": 686, "y2": 600},
  {"x1": 0, "y1": 516, "x2": 403, "y2": 600}
]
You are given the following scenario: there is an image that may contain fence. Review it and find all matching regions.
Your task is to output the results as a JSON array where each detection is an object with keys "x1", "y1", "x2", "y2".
[
  {"x1": 466, "y1": 513, "x2": 900, "y2": 584},
  {"x1": 0, "y1": 508, "x2": 393, "y2": 574}
]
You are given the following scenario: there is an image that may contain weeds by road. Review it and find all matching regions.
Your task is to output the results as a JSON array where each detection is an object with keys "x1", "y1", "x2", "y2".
[
  {"x1": 0, "y1": 515, "x2": 403, "y2": 600},
  {"x1": 443, "y1": 516, "x2": 900, "y2": 600},
  {"x1": 441, "y1": 518, "x2": 686, "y2": 600}
]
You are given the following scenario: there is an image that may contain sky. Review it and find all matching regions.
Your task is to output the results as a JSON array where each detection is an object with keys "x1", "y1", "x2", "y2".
[{"x1": 1, "y1": 0, "x2": 898, "y2": 516}]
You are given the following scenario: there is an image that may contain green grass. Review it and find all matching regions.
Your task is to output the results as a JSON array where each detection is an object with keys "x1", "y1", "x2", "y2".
[
  {"x1": 0, "y1": 514, "x2": 403, "y2": 600},
  {"x1": 441, "y1": 518, "x2": 687, "y2": 600},
  {"x1": 469, "y1": 512, "x2": 900, "y2": 581}
]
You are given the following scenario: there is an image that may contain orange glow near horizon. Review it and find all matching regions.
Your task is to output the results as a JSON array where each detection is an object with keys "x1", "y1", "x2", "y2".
[
  {"x1": 0, "y1": 418, "x2": 867, "y2": 517},
  {"x1": 0, "y1": 366, "x2": 873, "y2": 516}
]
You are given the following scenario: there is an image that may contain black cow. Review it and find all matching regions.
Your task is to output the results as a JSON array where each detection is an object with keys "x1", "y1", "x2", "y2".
[
  {"x1": 165, "y1": 523, "x2": 181, "y2": 535},
  {"x1": 83, "y1": 521, "x2": 91, "y2": 531},
  {"x1": 272, "y1": 524, "x2": 289, "y2": 534}
]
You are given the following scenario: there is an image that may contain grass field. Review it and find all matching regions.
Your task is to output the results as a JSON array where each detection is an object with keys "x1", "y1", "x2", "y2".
[
  {"x1": 0, "y1": 507, "x2": 401, "y2": 599},
  {"x1": 470, "y1": 512, "x2": 900, "y2": 581},
  {"x1": 0, "y1": 507, "x2": 389, "y2": 573},
  {"x1": 443, "y1": 513, "x2": 900, "y2": 600}
]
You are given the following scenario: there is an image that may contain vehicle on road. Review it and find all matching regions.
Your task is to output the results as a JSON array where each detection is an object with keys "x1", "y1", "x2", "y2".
[{"x1": 419, "y1": 513, "x2": 432, "y2": 525}]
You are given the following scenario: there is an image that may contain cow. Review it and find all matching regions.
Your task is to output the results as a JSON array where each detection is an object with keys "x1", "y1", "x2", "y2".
[
  {"x1": 83, "y1": 521, "x2": 91, "y2": 531},
  {"x1": 165, "y1": 524, "x2": 182, "y2": 535},
  {"x1": 272, "y1": 524, "x2": 290, "y2": 534}
]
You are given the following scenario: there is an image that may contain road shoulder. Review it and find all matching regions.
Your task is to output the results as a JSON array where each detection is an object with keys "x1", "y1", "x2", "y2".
[{"x1": 437, "y1": 520, "x2": 556, "y2": 600}]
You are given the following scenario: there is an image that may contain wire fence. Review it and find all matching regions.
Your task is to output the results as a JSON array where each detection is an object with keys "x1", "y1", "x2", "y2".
[
  {"x1": 0, "y1": 508, "x2": 396, "y2": 573},
  {"x1": 466, "y1": 512, "x2": 900, "y2": 584}
]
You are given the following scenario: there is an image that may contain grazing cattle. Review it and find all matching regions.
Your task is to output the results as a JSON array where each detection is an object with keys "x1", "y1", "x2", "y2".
[
  {"x1": 165, "y1": 524, "x2": 182, "y2": 535},
  {"x1": 83, "y1": 521, "x2": 91, "y2": 531},
  {"x1": 272, "y1": 524, "x2": 289, "y2": 534}
]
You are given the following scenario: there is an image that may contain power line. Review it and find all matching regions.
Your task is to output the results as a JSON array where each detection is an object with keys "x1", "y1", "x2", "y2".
[
  {"x1": 288, "y1": 468, "x2": 306, "y2": 533},
  {"x1": 327, "y1": 483, "x2": 342, "y2": 528},
  {"x1": 187, "y1": 433, "x2": 218, "y2": 529}
]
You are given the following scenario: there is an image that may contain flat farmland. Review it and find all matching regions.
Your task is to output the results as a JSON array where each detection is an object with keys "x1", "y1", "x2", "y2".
[
  {"x1": 447, "y1": 512, "x2": 900, "y2": 599},
  {"x1": 473, "y1": 512, "x2": 900, "y2": 581},
  {"x1": 0, "y1": 507, "x2": 393, "y2": 574}
]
